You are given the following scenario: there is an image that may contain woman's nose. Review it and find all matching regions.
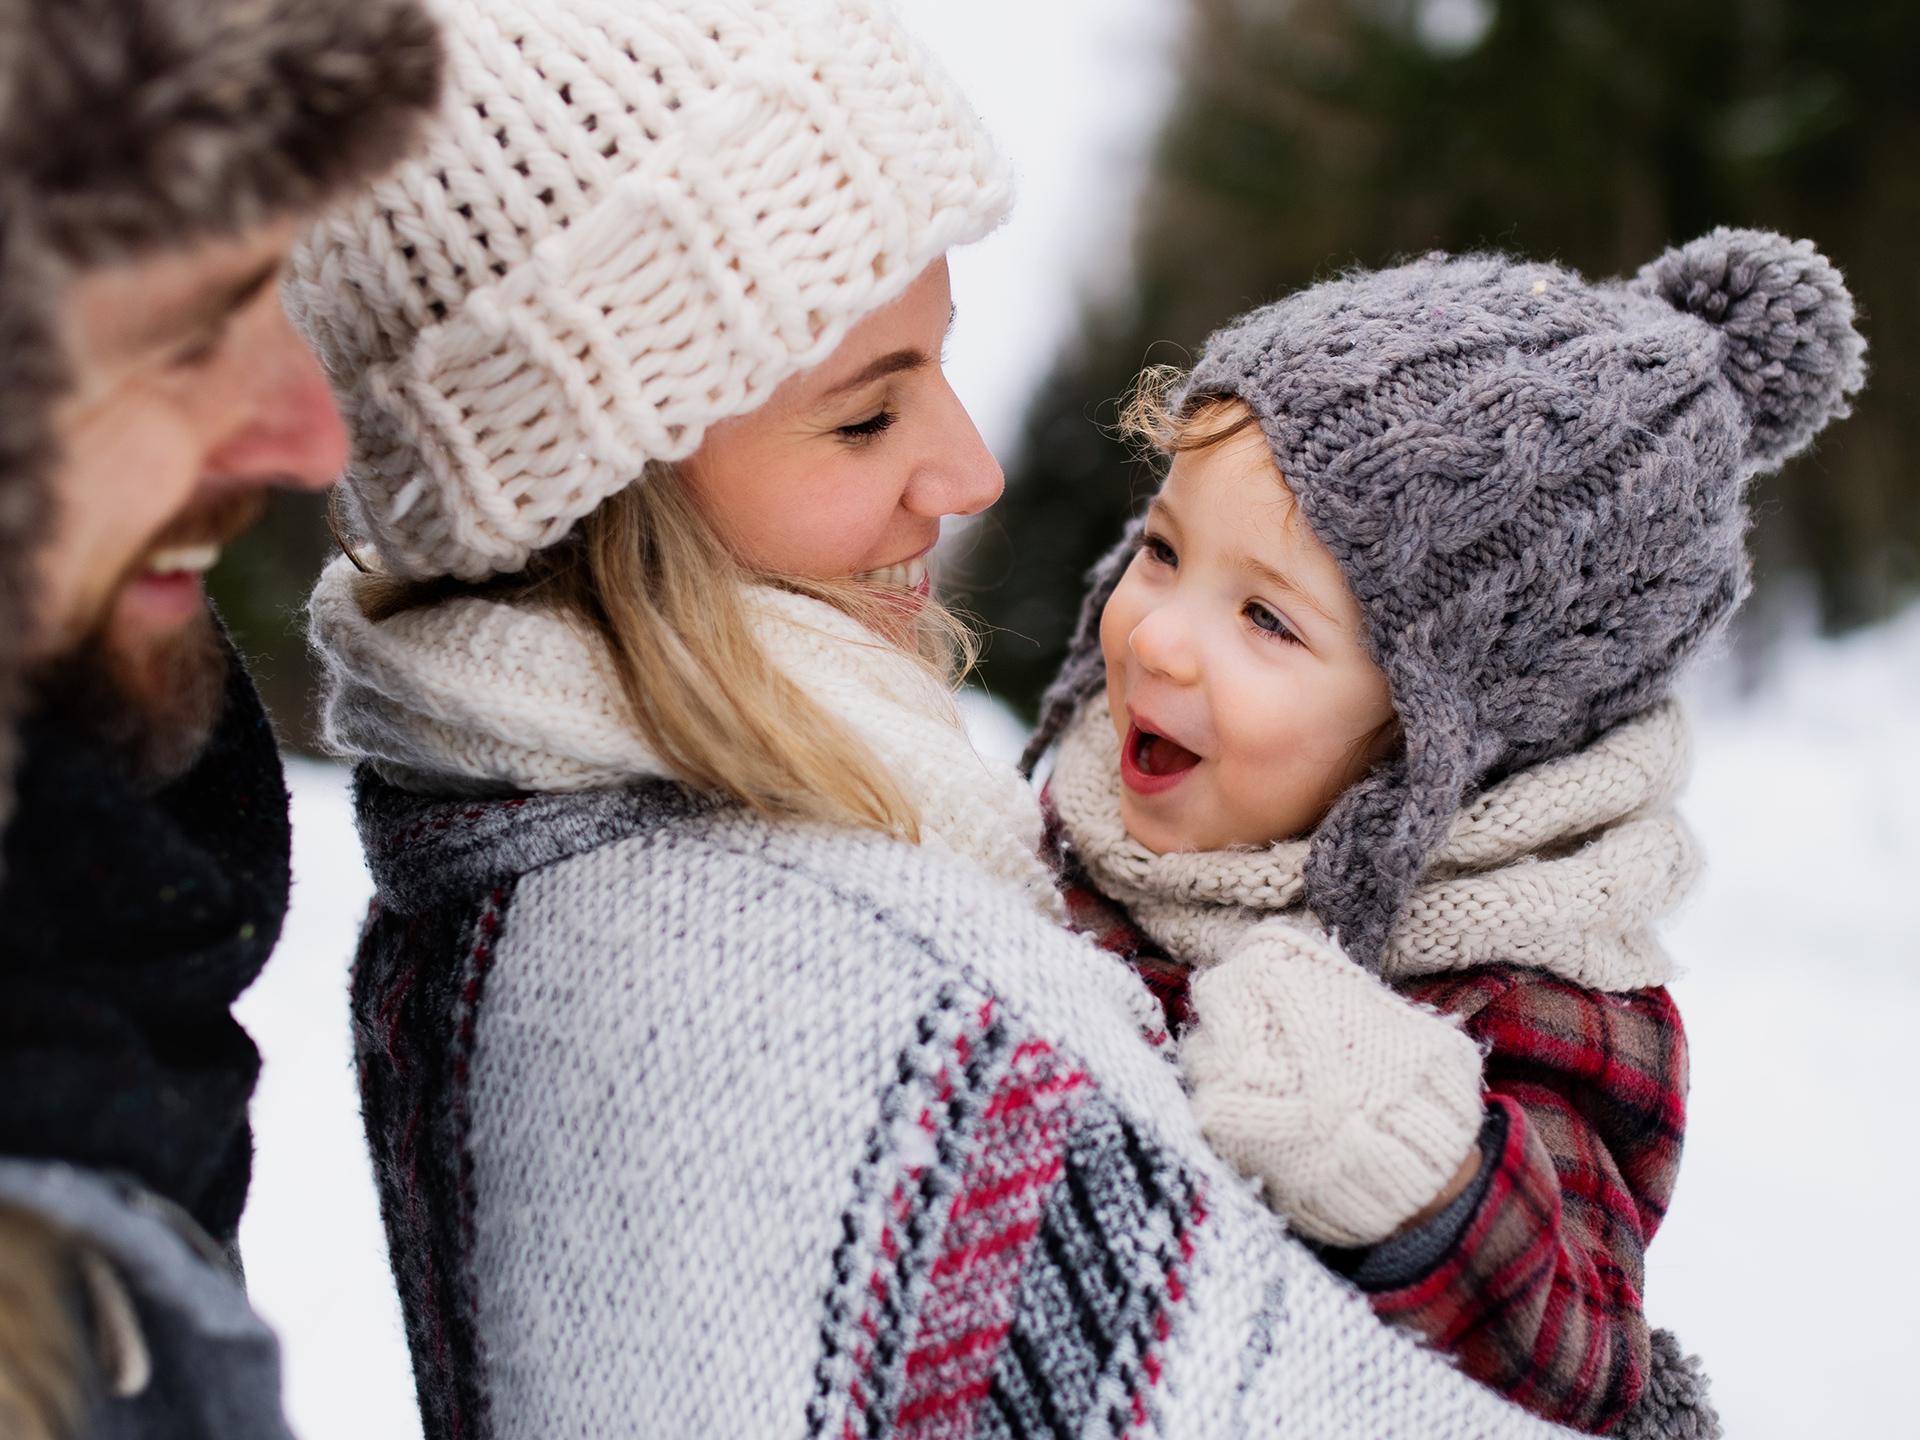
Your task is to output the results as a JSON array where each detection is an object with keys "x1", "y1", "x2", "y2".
[{"x1": 905, "y1": 384, "x2": 1005, "y2": 520}]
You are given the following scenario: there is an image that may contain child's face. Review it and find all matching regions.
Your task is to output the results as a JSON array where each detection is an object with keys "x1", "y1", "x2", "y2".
[{"x1": 1099, "y1": 419, "x2": 1395, "y2": 854}]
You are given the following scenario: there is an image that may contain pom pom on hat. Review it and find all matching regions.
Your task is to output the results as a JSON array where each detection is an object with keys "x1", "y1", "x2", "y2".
[{"x1": 1635, "y1": 227, "x2": 1867, "y2": 467}]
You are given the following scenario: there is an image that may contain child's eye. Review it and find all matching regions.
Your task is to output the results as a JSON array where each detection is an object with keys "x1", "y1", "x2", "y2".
[
  {"x1": 1140, "y1": 533, "x2": 1177, "y2": 568},
  {"x1": 836, "y1": 409, "x2": 898, "y2": 443},
  {"x1": 1245, "y1": 600, "x2": 1300, "y2": 645}
]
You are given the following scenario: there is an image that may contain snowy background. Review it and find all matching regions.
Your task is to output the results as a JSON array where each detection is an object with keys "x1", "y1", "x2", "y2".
[{"x1": 234, "y1": 4, "x2": 1920, "y2": 1435}]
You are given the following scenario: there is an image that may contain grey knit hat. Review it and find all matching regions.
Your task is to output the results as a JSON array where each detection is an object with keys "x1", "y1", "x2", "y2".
[
  {"x1": 0, "y1": 0, "x2": 445, "y2": 835},
  {"x1": 1030, "y1": 228, "x2": 1867, "y2": 970}
]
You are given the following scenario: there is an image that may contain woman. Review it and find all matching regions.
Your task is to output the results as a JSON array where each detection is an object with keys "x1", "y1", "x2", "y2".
[{"x1": 295, "y1": 2, "x2": 1591, "y2": 1436}]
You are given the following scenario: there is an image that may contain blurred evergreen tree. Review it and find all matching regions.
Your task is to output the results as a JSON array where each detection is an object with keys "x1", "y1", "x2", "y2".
[{"x1": 961, "y1": 0, "x2": 1920, "y2": 719}]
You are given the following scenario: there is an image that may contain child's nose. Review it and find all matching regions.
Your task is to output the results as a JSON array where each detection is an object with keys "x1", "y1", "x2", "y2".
[{"x1": 1129, "y1": 604, "x2": 1201, "y2": 685}]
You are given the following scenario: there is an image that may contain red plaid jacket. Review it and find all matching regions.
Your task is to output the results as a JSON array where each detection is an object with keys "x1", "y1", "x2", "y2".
[{"x1": 1051, "y1": 820, "x2": 1688, "y2": 1435}]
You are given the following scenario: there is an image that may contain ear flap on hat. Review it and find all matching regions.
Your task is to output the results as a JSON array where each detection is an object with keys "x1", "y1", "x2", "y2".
[
  {"x1": 1021, "y1": 513, "x2": 1144, "y2": 775},
  {"x1": 1304, "y1": 650, "x2": 1486, "y2": 971}
]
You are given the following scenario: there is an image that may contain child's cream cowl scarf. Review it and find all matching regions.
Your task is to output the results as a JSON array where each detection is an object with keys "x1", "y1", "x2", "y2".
[
  {"x1": 1046, "y1": 693, "x2": 1698, "y2": 1245},
  {"x1": 307, "y1": 555, "x2": 1062, "y2": 920}
]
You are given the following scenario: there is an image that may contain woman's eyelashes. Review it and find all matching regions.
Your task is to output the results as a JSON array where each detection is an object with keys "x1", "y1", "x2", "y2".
[
  {"x1": 835, "y1": 408, "x2": 898, "y2": 444},
  {"x1": 1141, "y1": 532, "x2": 1177, "y2": 567}
]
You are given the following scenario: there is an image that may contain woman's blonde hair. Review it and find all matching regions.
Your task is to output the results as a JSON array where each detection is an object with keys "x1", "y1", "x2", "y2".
[{"x1": 346, "y1": 465, "x2": 977, "y2": 842}]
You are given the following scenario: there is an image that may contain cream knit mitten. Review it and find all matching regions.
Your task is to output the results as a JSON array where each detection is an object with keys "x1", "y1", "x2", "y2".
[{"x1": 1182, "y1": 920, "x2": 1486, "y2": 1247}]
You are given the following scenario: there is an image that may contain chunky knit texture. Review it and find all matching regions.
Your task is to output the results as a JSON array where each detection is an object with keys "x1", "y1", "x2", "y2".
[
  {"x1": 308, "y1": 555, "x2": 1066, "y2": 919},
  {"x1": 1052, "y1": 696, "x2": 1696, "y2": 994},
  {"x1": 1056, "y1": 869, "x2": 1702, "y2": 1434},
  {"x1": 349, "y1": 775, "x2": 1585, "y2": 1440},
  {"x1": 1048, "y1": 694, "x2": 1695, "y2": 1250},
  {"x1": 1028, "y1": 229, "x2": 1865, "y2": 970},
  {"x1": 1186, "y1": 923, "x2": 1487, "y2": 1247},
  {"x1": 314, "y1": 541, "x2": 1581, "y2": 1435},
  {"x1": 287, "y1": 0, "x2": 1013, "y2": 580}
]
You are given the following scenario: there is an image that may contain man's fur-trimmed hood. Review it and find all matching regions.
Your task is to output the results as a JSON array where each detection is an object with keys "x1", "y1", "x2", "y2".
[
  {"x1": 0, "y1": 0, "x2": 444, "y2": 833},
  {"x1": 0, "y1": 0, "x2": 444, "y2": 262},
  {"x1": 0, "y1": 213, "x2": 56, "y2": 838}
]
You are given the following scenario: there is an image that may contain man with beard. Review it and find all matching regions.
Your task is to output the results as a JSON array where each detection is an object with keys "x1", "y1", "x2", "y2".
[{"x1": 0, "y1": 0, "x2": 442, "y2": 1434}]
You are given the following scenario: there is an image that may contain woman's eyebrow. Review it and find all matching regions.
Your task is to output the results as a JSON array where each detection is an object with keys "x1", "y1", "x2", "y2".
[
  {"x1": 821, "y1": 347, "x2": 929, "y2": 399},
  {"x1": 819, "y1": 305, "x2": 958, "y2": 400}
]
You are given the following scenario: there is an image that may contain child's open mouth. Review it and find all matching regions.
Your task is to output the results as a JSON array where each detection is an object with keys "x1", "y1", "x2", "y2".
[{"x1": 1121, "y1": 721, "x2": 1202, "y2": 795}]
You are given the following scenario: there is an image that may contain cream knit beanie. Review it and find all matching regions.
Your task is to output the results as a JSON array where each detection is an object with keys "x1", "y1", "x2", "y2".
[{"x1": 286, "y1": 0, "x2": 1011, "y2": 580}]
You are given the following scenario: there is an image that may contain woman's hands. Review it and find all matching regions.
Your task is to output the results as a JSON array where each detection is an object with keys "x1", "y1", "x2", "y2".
[{"x1": 1181, "y1": 920, "x2": 1486, "y2": 1247}]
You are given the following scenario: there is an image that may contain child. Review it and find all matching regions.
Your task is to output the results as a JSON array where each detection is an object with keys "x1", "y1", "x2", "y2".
[{"x1": 1027, "y1": 229, "x2": 1865, "y2": 1434}]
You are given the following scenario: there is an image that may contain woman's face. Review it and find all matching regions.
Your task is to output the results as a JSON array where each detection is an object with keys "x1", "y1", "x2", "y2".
[{"x1": 681, "y1": 258, "x2": 1002, "y2": 595}]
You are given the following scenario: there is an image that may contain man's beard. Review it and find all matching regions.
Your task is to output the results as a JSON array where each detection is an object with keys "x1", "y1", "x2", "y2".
[
  {"x1": 38, "y1": 606, "x2": 229, "y2": 786},
  {"x1": 33, "y1": 493, "x2": 265, "y2": 788}
]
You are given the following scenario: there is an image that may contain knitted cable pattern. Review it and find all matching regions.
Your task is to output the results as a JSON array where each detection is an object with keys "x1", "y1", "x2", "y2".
[
  {"x1": 1028, "y1": 229, "x2": 1863, "y2": 974},
  {"x1": 286, "y1": 0, "x2": 1012, "y2": 580}
]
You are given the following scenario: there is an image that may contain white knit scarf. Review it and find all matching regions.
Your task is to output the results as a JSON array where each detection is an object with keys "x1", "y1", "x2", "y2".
[
  {"x1": 1049, "y1": 694, "x2": 1699, "y2": 991},
  {"x1": 307, "y1": 556, "x2": 1062, "y2": 919}
]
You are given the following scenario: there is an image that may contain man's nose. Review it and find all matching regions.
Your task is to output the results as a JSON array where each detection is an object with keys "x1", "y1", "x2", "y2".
[{"x1": 204, "y1": 311, "x2": 349, "y2": 492}]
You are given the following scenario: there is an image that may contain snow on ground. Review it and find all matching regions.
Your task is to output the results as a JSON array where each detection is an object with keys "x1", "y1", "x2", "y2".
[
  {"x1": 1653, "y1": 611, "x2": 1920, "y2": 1438},
  {"x1": 241, "y1": 611, "x2": 1920, "y2": 1439}
]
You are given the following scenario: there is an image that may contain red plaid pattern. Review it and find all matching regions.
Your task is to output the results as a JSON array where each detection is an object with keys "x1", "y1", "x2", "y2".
[
  {"x1": 1044, "y1": 801, "x2": 1688, "y2": 1433},
  {"x1": 1378, "y1": 970, "x2": 1685, "y2": 1433}
]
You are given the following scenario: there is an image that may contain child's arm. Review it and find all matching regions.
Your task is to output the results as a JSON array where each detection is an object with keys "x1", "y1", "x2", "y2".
[{"x1": 1323, "y1": 971, "x2": 1686, "y2": 1434}]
